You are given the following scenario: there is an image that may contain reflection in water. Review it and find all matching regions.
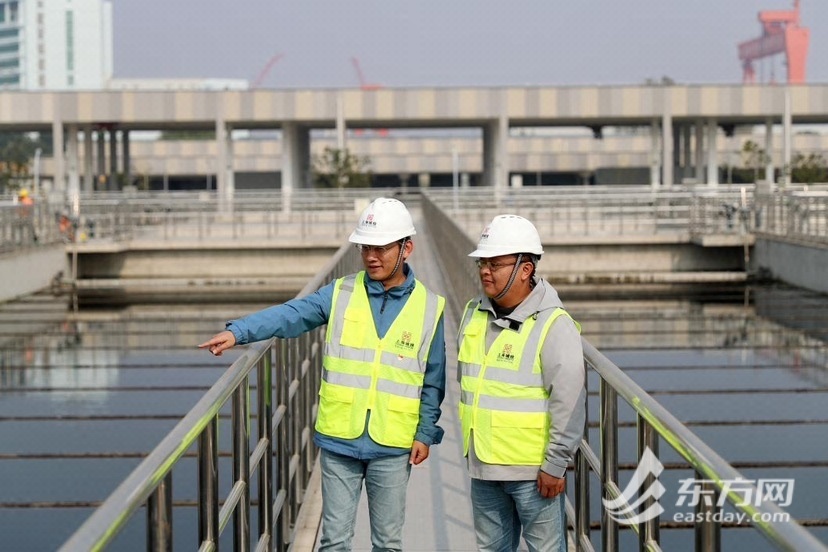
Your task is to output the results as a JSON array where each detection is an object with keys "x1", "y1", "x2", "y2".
[{"x1": 570, "y1": 285, "x2": 828, "y2": 386}]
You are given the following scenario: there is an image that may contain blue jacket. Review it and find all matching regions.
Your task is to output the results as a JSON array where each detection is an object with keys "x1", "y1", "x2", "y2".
[{"x1": 226, "y1": 264, "x2": 446, "y2": 459}]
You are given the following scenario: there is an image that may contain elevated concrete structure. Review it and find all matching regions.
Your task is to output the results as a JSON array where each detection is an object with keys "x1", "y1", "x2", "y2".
[
  {"x1": 0, "y1": 245, "x2": 67, "y2": 303},
  {"x1": 3, "y1": 84, "x2": 827, "y2": 195},
  {"x1": 755, "y1": 236, "x2": 828, "y2": 294}
]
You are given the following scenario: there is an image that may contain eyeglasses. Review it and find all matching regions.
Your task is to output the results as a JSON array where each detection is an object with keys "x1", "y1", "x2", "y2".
[
  {"x1": 355, "y1": 242, "x2": 400, "y2": 256},
  {"x1": 475, "y1": 259, "x2": 517, "y2": 272}
]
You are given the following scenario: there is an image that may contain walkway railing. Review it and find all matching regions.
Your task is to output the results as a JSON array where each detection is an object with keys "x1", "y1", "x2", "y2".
[
  {"x1": 421, "y1": 191, "x2": 827, "y2": 552},
  {"x1": 59, "y1": 244, "x2": 361, "y2": 552},
  {"x1": 0, "y1": 202, "x2": 64, "y2": 252},
  {"x1": 4, "y1": 185, "x2": 825, "y2": 252},
  {"x1": 47, "y1": 189, "x2": 396, "y2": 244},
  {"x1": 756, "y1": 190, "x2": 828, "y2": 246}
]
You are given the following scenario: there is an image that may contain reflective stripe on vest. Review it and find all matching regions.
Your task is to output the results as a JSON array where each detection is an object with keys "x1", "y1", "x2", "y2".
[
  {"x1": 457, "y1": 302, "x2": 577, "y2": 465},
  {"x1": 316, "y1": 271, "x2": 445, "y2": 448}
]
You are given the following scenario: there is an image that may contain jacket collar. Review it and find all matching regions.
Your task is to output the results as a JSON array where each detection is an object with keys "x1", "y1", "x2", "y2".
[{"x1": 364, "y1": 264, "x2": 415, "y2": 297}]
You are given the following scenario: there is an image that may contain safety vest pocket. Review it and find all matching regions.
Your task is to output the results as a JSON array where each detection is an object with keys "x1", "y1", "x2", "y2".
[
  {"x1": 489, "y1": 410, "x2": 547, "y2": 465},
  {"x1": 381, "y1": 394, "x2": 420, "y2": 447},
  {"x1": 316, "y1": 383, "x2": 357, "y2": 438},
  {"x1": 341, "y1": 308, "x2": 369, "y2": 347}
]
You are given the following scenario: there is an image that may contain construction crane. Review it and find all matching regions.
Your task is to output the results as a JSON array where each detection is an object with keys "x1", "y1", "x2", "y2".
[
  {"x1": 251, "y1": 53, "x2": 284, "y2": 89},
  {"x1": 349, "y1": 57, "x2": 388, "y2": 136},
  {"x1": 737, "y1": 0, "x2": 809, "y2": 84},
  {"x1": 350, "y1": 57, "x2": 382, "y2": 90}
]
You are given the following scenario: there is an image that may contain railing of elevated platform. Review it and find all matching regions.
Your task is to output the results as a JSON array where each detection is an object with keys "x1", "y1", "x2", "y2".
[
  {"x1": 59, "y1": 243, "x2": 361, "y2": 552},
  {"x1": 421, "y1": 191, "x2": 827, "y2": 552},
  {"x1": 3, "y1": 185, "x2": 826, "y2": 253},
  {"x1": 755, "y1": 190, "x2": 828, "y2": 246}
]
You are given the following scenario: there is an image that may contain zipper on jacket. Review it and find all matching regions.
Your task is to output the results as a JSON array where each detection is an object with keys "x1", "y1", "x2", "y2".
[{"x1": 380, "y1": 291, "x2": 389, "y2": 314}]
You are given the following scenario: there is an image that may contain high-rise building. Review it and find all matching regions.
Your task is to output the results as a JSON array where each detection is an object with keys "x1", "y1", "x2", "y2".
[{"x1": 0, "y1": 0, "x2": 112, "y2": 90}]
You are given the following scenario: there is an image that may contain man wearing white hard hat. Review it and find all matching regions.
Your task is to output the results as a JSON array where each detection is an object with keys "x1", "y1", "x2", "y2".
[
  {"x1": 200, "y1": 197, "x2": 446, "y2": 551},
  {"x1": 457, "y1": 214, "x2": 585, "y2": 552}
]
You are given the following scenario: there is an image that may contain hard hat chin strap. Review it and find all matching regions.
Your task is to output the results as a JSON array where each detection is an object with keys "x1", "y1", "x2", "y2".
[
  {"x1": 494, "y1": 253, "x2": 523, "y2": 302},
  {"x1": 383, "y1": 238, "x2": 407, "y2": 283}
]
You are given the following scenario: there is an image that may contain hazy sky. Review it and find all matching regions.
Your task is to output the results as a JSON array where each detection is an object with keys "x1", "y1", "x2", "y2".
[{"x1": 114, "y1": 1, "x2": 828, "y2": 88}]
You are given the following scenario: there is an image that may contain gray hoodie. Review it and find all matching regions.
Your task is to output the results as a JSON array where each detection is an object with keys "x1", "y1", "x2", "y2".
[{"x1": 461, "y1": 277, "x2": 586, "y2": 480}]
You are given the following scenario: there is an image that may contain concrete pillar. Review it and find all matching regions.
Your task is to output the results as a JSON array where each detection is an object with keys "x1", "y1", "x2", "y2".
[
  {"x1": 66, "y1": 124, "x2": 80, "y2": 202},
  {"x1": 297, "y1": 126, "x2": 311, "y2": 188},
  {"x1": 695, "y1": 121, "x2": 705, "y2": 181},
  {"x1": 225, "y1": 126, "x2": 234, "y2": 196},
  {"x1": 83, "y1": 125, "x2": 93, "y2": 193},
  {"x1": 673, "y1": 126, "x2": 681, "y2": 185},
  {"x1": 96, "y1": 129, "x2": 105, "y2": 190},
  {"x1": 122, "y1": 130, "x2": 131, "y2": 188},
  {"x1": 215, "y1": 118, "x2": 233, "y2": 206},
  {"x1": 482, "y1": 111, "x2": 509, "y2": 192},
  {"x1": 650, "y1": 119, "x2": 661, "y2": 189},
  {"x1": 661, "y1": 109, "x2": 673, "y2": 188},
  {"x1": 281, "y1": 122, "x2": 298, "y2": 213},
  {"x1": 682, "y1": 125, "x2": 692, "y2": 182},
  {"x1": 336, "y1": 93, "x2": 346, "y2": 150},
  {"x1": 765, "y1": 119, "x2": 775, "y2": 184},
  {"x1": 706, "y1": 119, "x2": 719, "y2": 187},
  {"x1": 782, "y1": 86, "x2": 792, "y2": 188},
  {"x1": 108, "y1": 128, "x2": 117, "y2": 190},
  {"x1": 52, "y1": 119, "x2": 65, "y2": 195}
]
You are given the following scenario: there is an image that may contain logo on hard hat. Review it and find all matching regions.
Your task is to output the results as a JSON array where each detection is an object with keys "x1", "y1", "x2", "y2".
[
  {"x1": 361, "y1": 213, "x2": 377, "y2": 228},
  {"x1": 480, "y1": 225, "x2": 492, "y2": 240}
]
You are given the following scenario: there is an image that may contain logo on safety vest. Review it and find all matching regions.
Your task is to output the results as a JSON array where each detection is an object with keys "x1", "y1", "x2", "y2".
[
  {"x1": 497, "y1": 344, "x2": 515, "y2": 363},
  {"x1": 395, "y1": 331, "x2": 415, "y2": 351}
]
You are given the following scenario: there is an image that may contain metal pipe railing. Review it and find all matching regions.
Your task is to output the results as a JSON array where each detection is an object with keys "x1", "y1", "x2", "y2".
[
  {"x1": 59, "y1": 241, "x2": 361, "y2": 552},
  {"x1": 420, "y1": 191, "x2": 828, "y2": 552}
]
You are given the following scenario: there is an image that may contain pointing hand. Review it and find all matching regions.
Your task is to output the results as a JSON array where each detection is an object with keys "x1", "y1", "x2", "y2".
[{"x1": 198, "y1": 330, "x2": 237, "y2": 356}]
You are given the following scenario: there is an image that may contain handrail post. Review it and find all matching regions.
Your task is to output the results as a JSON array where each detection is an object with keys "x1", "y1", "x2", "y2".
[
  {"x1": 258, "y1": 354, "x2": 273, "y2": 549},
  {"x1": 275, "y1": 340, "x2": 291, "y2": 551},
  {"x1": 146, "y1": 472, "x2": 173, "y2": 552},
  {"x1": 637, "y1": 418, "x2": 660, "y2": 552},
  {"x1": 198, "y1": 416, "x2": 220, "y2": 549},
  {"x1": 600, "y1": 379, "x2": 618, "y2": 552},
  {"x1": 694, "y1": 475, "x2": 721, "y2": 552},
  {"x1": 233, "y1": 378, "x2": 251, "y2": 551},
  {"x1": 575, "y1": 361, "x2": 590, "y2": 551}
]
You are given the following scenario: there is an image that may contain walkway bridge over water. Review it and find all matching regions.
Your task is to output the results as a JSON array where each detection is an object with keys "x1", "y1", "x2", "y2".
[{"x1": 2, "y1": 187, "x2": 827, "y2": 551}]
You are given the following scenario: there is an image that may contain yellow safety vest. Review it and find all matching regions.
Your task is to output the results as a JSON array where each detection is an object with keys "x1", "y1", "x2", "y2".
[
  {"x1": 457, "y1": 302, "x2": 577, "y2": 465},
  {"x1": 316, "y1": 272, "x2": 445, "y2": 448}
]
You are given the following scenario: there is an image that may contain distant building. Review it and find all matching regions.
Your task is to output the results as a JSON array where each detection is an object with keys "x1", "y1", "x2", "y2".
[
  {"x1": 108, "y1": 78, "x2": 250, "y2": 91},
  {"x1": 0, "y1": 0, "x2": 113, "y2": 90}
]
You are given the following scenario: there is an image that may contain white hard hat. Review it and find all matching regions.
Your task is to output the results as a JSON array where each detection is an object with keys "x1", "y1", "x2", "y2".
[
  {"x1": 349, "y1": 197, "x2": 416, "y2": 246},
  {"x1": 468, "y1": 214, "x2": 544, "y2": 258}
]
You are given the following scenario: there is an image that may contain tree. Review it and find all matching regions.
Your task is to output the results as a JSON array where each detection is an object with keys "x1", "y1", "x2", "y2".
[
  {"x1": 791, "y1": 152, "x2": 827, "y2": 184},
  {"x1": 311, "y1": 147, "x2": 372, "y2": 188},
  {"x1": 0, "y1": 133, "x2": 41, "y2": 192},
  {"x1": 741, "y1": 140, "x2": 769, "y2": 181}
]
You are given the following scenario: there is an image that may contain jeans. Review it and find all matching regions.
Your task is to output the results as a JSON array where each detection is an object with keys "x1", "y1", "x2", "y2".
[
  {"x1": 318, "y1": 449, "x2": 412, "y2": 552},
  {"x1": 470, "y1": 478, "x2": 567, "y2": 552}
]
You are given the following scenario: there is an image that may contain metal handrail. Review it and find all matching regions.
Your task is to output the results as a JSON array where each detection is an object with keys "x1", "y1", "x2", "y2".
[
  {"x1": 59, "y1": 242, "x2": 361, "y2": 552},
  {"x1": 420, "y1": 191, "x2": 827, "y2": 552}
]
